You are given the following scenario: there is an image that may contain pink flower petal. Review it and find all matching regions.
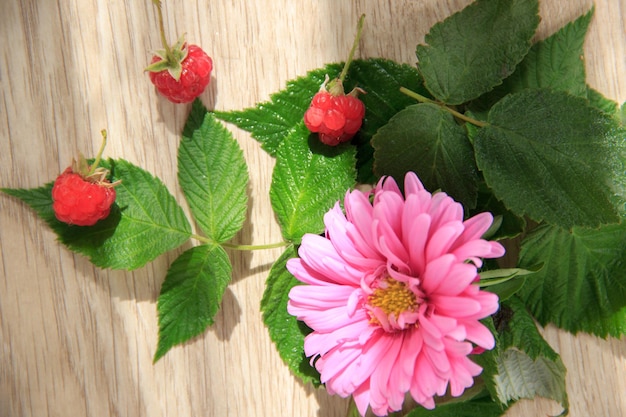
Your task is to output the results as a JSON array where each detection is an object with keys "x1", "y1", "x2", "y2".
[
  {"x1": 304, "y1": 319, "x2": 369, "y2": 357},
  {"x1": 430, "y1": 295, "x2": 482, "y2": 317},
  {"x1": 405, "y1": 211, "x2": 431, "y2": 275},
  {"x1": 462, "y1": 319, "x2": 496, "y2": 349},
  {"x1": 352, "y1": 380, "x2": 371, "y2": 417},
  {"x1": 420, "y1": 254, "x2": 455, "y2": 294},
  {"x1": 403, "y1": 172, "x2": 425, "y2": 196},
  {"x1": 425, "y1": 222, "x2": 464, "y2": 261}
]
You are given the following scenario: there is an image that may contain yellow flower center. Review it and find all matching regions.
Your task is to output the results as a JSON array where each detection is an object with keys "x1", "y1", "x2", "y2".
[{"x1": 368, "y1": 278, "x2": 418, "y2": 327}]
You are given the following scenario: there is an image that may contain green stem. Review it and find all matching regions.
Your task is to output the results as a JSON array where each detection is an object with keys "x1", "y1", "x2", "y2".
[
  {"x1": 345, "y1": 398, "x2": 361, "y2": 417},
  {"x1": 88, "y1": 129, "x2": 108, "y2": 176},
  {"x1": 221, "y1": 241, "x2": 289, "y2": 251},
  {"x1": 152, "y1": 0, "x2": 172, "y2": 58},
  {"x1": 190, "y1": 233, "x2": 289, "y2": 251},
  {"x1": 339, "y1": 14, "x2": 366, "y2": 83},
  {"x1": 399, "y1": 87, "x2": 488, "y2": 128}
]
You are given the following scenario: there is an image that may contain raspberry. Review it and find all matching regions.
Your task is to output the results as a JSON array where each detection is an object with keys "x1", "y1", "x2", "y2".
[
  {"x1": 304, "y1": 79, "x2": 365, "y2": 146},
  {"x1": 52, "y1": 168, "x2": 117, "y2": 226},
  {"x1": 51, "y1": 130, "x2": 119, "y2": 226},
  {"x1": 148, "y1": 44, "x2": 213, "y2": 104}
]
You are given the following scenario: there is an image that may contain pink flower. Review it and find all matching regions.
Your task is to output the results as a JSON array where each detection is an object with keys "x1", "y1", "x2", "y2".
[{"x1": 287, "y1": 172, "x2": 505, "y2": 416}]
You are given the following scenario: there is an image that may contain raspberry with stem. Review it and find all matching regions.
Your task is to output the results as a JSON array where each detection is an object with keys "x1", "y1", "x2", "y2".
[
  {"x1": 52, "y1": 130, "x2": 120, "y2": 226},
  {"x1": 145, "y1": 0, "x2": 213, "y2": 103},
  {"x1": 304, "y1": 14, "x2": 367, "y2": 146}
]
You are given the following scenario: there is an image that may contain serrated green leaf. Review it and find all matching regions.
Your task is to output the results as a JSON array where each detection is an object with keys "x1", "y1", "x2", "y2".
[
  {"x1": 485, "y1": 298, "x2": 568, "y2": 412},
  {"x1": 270, "y1": 123, "x2": 355, "y2": 243},
  {"x1": 372, "y1": 103, "x2": 479, "y2": 208},
  {"x1": 215, "y1": 58, "x2": 425, "y2": 183},
  {"x1": 503, "y1": 9, "x2": 592, "y2": 97},
  {"x1": 518, "y1": 223, "x2": 626, "y2": 335},
  {"x1": 214, "y1": 65, "x2": 340, "y2": 155},
  {"x1": 2, "y1": 182, "x2": 59, "y2": 221},
  {"x1": 406, "y1": 393, "x2": 506, "y2": 417},
  {"x1": 496, "y1": 298, "x2": 559, "y2": 359},
  {"x1": 179, "y1": 100, "x2": 249, "y2": 243},
  {"x1": 587, "y1": 86, "x2": 620, "y2": 118},
  {"x1": 416, "y1": 0, "x2": 539, "y2": 104},
  {"x1": 260, "y1": 245, "x2": 320, "y2": 386},
  {"x1": 468, "y1": 8, "x2": 593, "y2": 117},
  {"x1": 154, "y1": 244, "x2": 231, "y2": 362},
  {"x1": 576, "y1": 306, "x2": 626, "y2": 338},
  {"x1": 470, "y1": 318, "x2": 501, "y2": 405},
  {"x1": 494, "y1": 349, "x2": 567, "y2": 412},
  {"x1": 2, "y1": 159, "x2": 191, "y2": 270},
  {"x1": 474, "y1": 89, "x2": 624, "y2": 229}
]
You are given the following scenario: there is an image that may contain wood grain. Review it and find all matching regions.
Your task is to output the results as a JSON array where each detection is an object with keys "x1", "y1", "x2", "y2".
[{"x1": 1, "y1": 1, "x2": 624, "y2": 416}]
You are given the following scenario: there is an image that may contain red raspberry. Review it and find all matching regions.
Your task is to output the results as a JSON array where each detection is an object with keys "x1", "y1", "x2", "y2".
[
  {"x1": 148, "y1": 44, "x2": 213, "y2": 104},
  {"x1": 52, "y1": 167, "x2": 117, "y2": 226},
  {"x1": 304, "y1": 79, "x2": 365, "y2": 146}
]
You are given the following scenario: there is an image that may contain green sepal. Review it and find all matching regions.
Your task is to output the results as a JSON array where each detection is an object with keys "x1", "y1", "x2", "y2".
[{"x1": 145, "y1": 34, "x2": 188, "y2": 81}]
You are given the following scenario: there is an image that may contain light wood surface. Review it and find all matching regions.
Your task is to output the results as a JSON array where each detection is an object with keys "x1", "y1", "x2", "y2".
[{"x1": 1, "y1": 1, "x2": 625, "y2": 416}]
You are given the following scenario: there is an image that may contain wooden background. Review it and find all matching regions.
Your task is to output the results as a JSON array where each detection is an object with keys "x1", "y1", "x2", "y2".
[{"x1": 1, "y1": 0, "x2": 625, "y2": 416}]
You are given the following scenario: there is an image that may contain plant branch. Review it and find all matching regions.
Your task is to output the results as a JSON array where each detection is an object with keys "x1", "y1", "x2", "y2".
[
  {"x1": 190, "y1": 233, "x2": 289, "y2": 251},
  {"x1": 400, "y1": 87, "x2": 488, "y2": 128}
]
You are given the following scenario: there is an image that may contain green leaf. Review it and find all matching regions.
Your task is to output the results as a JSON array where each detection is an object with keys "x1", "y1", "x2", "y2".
[
  {"x1": 576, "y1": 306, "x2": 626, "y2": 338},
  {"x1": 270, "y1": 123, "x2": 356, "y2": 243},
  {"x1": 494, "y1": 349, "x2": 567, "y2": 412},
  {"x1": 586, "y1": 86, "x2": 620, "y2": 118},
  {"x1": 416, "y1": 0, "x2": 539, "y2": 104},
  {"x1": 2, "y1": 182, "x2": 59, "y2": 223},
  {"x1": 215, "y1": 65, "x2": 340, "y2": 155},
  {"x1": 2, "y1": 159, "x2": 191, "y2": 270},
  {"x1": 260, "y1": 246, "x2": 320, "y2": 385},
  {"x1": 474, "y1": 89, "x2": 624, "y2": 229},
  {"x1": 405, "y1": 392, "x2": 506, "y2": 417},
  {"x1": 372, "y1": 103, "x2": 479, "y2": 208},
  {"x1": 488, "y1": 298, "x2": 568, "y2": 413},
  {"x1": 468, "y1": 8, "x2": 593, "y2": 117},
  {"x1": 503, "y1": 8, "x2": 592, "y2": 97},
  {"x1": 154, "y1": 244, "x2": 231, "y2": 362},
  {"x1": 179, "y1": 101, "x2": 249, "y2": 243},
  {"x1": 518, "y1": 222, "x2": 626, "y2": 335},
  {"x1": 215, "y1": 58, "x2": 425, "y2": 183}
]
